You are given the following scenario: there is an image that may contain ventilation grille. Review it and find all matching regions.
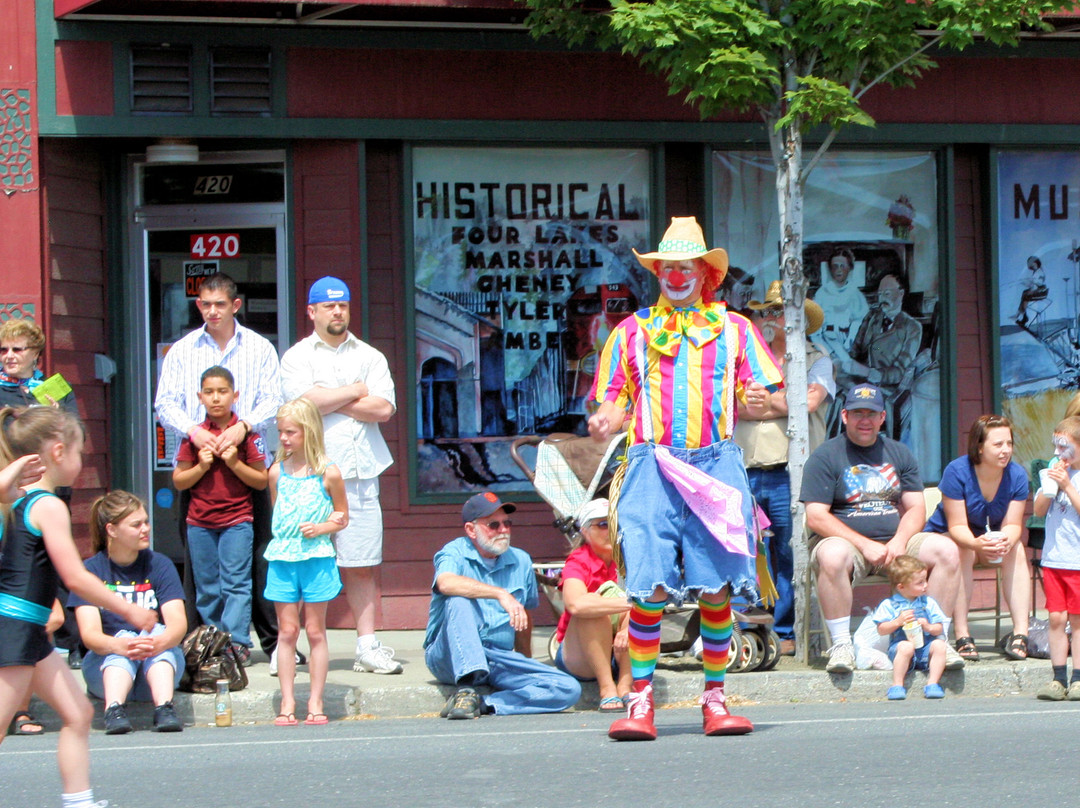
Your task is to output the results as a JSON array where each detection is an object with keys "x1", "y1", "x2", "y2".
[
  {"x1": 211, "y1": 48, "x2": 272, "y2": 116},
  {"x1": 130, "y1": 45, "x2": 193, "y2": 115}
]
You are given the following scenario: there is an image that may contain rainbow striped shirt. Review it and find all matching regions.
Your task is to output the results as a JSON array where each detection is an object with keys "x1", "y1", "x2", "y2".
[{"x1": 590, "y1": 302, "x2": 783, "y2": 448}]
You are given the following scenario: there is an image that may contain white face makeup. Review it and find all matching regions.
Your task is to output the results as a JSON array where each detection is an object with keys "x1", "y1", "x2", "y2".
[
  {"x1": 658, "y1": 260, "x2": 705, "y2": 306},
  {"x1": 1054, "y1": 434, "x2": 1076, "y2": 464}
]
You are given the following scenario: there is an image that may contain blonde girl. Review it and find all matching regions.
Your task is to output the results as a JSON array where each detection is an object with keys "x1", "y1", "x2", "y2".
[
  {"x1": 264, "y1": 398, "x2": 347, "y2": 726},
  {"x1": 0, "y1": 407, "x2": 155, "y2": 808}
]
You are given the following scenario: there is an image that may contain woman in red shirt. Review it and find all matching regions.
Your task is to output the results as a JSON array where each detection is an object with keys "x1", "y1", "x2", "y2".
[{"x1": 553, "y1": 499, "x2": 631, "y2": 711}]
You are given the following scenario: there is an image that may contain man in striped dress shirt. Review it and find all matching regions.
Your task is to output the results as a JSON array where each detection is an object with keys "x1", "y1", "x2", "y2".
[
  {"x1": 155, "y1": 272, "x2": 284, "y2": 660},
  {"x1": 588, "y1": 217, "x2": 784, "y2": 741}
]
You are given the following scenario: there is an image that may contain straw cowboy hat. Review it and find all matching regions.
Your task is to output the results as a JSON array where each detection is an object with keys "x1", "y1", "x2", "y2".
[
  {"x1": 633, "y1": 217, "x2": 729, "y2": 291},
  {"x1": 748, "y1": 280, "x2": 824, "y2": 335}
]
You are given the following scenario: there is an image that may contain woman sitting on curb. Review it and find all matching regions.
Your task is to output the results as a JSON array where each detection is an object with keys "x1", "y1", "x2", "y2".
[
  {"x1": 552, "y1": 499, "x2": 632, "y2": 711},
  {"x1": 70, "y1": 491, "x2": 187, "y2": 733}
]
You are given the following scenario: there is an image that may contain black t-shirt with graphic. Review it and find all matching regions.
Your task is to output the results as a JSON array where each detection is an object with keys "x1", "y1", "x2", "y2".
[
  {"x1": 68, "y1": 549, "x2": 183, "y2": 635},
  {"x1": 800, "y1": 434, "x2": 924, "y2": 542}
]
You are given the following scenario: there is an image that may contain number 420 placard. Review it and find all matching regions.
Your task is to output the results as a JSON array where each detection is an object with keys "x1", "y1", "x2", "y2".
[{"x1": 190, "y1": 233, "x2": 240, "y2": 259}]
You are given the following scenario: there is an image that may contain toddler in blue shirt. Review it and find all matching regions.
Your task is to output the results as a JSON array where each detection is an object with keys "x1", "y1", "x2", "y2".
[{"x1": 872, "y1": 555, "x2": 948, "y2": 701}]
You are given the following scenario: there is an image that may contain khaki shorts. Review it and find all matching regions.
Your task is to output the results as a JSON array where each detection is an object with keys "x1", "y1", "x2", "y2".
[
  {"x1": 332, "y1": 477, "x2": 383, "y2": 568},
  {"x1": 809, "y1": 532, "x2": 933, "y2": 583}
]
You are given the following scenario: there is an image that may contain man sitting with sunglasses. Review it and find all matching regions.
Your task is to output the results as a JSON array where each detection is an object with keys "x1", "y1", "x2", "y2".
[{"x1": 424, "y1": 492, "x2": 581, "y2": 719}]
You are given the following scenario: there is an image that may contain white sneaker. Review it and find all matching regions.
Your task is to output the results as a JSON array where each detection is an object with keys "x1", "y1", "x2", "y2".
[
  {"x1": 943, "y1": 641, "x2": 966, "y2": 671},
  {"x1": 268, "y1": 648, "x2": 305, "y2": 677},
  {"x1": 825, "y1": 642, "x2": 855, "y2": 674},
  {"x1": 353, "y1": 640, "x2": 403, "y2": 674}
]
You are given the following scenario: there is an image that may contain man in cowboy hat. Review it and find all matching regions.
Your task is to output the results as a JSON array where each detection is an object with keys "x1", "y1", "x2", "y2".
[
  {"x1": 588, "y1": 216, "x2": 784, "y2": 741},
  {"x1": 734, "y1": 280, "x2": 836, "y2": 655}
]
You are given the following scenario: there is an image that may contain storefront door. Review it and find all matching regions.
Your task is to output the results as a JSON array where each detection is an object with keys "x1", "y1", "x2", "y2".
[{"x1": 127, "y1": 153, "x2": 288, "y2": 561}]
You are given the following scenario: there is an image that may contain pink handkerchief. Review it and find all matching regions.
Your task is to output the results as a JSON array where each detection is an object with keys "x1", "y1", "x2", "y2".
[{"x1": 653, "y1": 446, "x2": 752, "y2": 556}]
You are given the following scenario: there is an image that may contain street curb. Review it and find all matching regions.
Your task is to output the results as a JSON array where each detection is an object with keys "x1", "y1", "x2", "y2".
[{"x1": 26, "y1": 659, "x2": 1053, "y2": 729}]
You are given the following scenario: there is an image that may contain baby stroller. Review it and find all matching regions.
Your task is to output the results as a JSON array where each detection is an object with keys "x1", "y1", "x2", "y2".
[{"x1": 510, "y1": 433, "x2": 782, "y2": 673}]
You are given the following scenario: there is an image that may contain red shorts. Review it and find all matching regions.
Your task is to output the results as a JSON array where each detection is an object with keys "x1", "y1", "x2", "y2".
[{"x1": 1042, "y1": 567, "x2": 1080, "y2": 613}]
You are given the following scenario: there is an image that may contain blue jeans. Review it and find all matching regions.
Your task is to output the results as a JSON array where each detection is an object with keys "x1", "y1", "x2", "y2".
[
  {"x1": 747, "y1": 466, "x2": 794, "y2": 640},
  {"x1": 81, "y1": 624, "x2": 185, "y2": 702},
  {"x1": 424, "y1": 596, "x2": 580, "y2": 715},
  {"x1": 187, "y1": 521, "x2": 254, "y2": 647}
]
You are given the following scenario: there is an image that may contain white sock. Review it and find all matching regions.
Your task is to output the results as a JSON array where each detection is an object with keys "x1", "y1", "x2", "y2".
[
  {"x1": 356, "y1": 634, "x2": 376, "y2": 652},
  {"x1": 826, "y1": 618, "x2": 852, "y2": 646},
  {"x1": 61, "y1": 789, "x2": 98, "y2": 808},
  {"x1": 941, "y1": 618, "x2": 952, "y2": 641}
]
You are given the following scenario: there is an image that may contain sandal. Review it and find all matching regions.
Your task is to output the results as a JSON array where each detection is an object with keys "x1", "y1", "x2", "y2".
[
  {"x1": 954, "y1": 636, "x2": 979, "y2": 662},
  {"x1": 273, "y1": 713, "x2": 297, "y2": 727},
  {"x1": 1002, "y1": 632, "x2": 1028, "y2": 660},
  {"x1": 304, "y1": 713, "x2": 328, "y2": 725},
  {"x1": 598, "y1": 696, "x2": 625, "y2": 712},
  {"x1": 8, "y1": 711, "x2": 44, "y2": 736}
]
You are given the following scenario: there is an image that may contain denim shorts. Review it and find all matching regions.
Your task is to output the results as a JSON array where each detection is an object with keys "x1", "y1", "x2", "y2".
[
  {"x1": 888, "y1": 637, "x2": 941, "y2": 672},
  {"x1": 265, "y1": 556, "x2": 343, "y2": 603},
  {"x1": 616, "y1": 440, "x2": 758, "y2": 605},
  {"x1": 81, "y1": 625, "x2": 185, "y2": 702}
]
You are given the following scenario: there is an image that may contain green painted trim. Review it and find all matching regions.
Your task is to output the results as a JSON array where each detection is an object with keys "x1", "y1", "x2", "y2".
[
  {"x1": 940, "y1": 145, "x2": 958, "y2": 470},
  {"x1": 36, "y1": 0, "x2": 60, "y2": 127},
  {"x1": 283, "y1": 145, "x2": 297, "y2": 348},
  {"x1": 104, "y1": 146, "x2": 136, "y2": 492},
  {"x1": 358, "y1": 141, "x2": 370, "y2": 342},
  {"x1": 43, "y1": 112, "x2": 1080, "y2": 147},
  {"x1": 192, "y1": 41, "x2": 211, "y2": 117},
  {"x1": 988, "y1": 148, "x2": 1003, "y2": 415},
  {"x1": 702, "y1": 143, "x2": 715, "y2": 251},
  {"x1": 271, "y1": 45, "x2": 287, "y2": 118},
  {"x1": 402, "y1": 142, "x2": 421, "y2": 505}
]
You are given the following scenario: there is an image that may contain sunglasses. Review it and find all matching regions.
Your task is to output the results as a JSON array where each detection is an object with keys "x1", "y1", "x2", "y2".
[
  {"x1": 586, "y1": 520, "x2": 609, "y2": 529},
  {"x1": 482, "y1": 519, "x2": 513, "y2": 531},
  {"x1": 761, "y1": 306, "x2": 784, "y2": 318},
  {"x1": 0, "y1": 346, "x2": 29, "y2": 355}
]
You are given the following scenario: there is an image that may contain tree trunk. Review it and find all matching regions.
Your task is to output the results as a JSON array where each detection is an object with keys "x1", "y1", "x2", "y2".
[{"x1": 775, "y1": 123, "x2": 813, "y2": 664}]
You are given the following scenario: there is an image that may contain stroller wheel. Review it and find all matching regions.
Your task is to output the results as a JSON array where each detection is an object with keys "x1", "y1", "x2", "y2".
[
  {"x1": 741, "y1": 627, "x2": 766, "y2": 671},
  {"x1": 547, "y1": 632, "x2": 560, "y2": 663},
  {"x1": 727, "y1": 624, "x2": 751, "y2": 673},
  {"x1": 756, "y1": 628, "x2": 783, "y2": 672}
]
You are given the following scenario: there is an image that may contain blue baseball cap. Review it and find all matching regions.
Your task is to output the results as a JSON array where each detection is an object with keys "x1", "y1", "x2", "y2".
[
  {"x1": 844, "y1": 383, "x2": 886, "y2": 412},
  {"x1": 462, "y1": 492, "x2": 516, "y2": 524},
  {"x1": 307, "y1": 276, "x2": 351, "y2": 305}
]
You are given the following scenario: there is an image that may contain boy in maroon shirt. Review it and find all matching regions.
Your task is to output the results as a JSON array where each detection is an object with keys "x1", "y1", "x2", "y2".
[{"x1": 173, "y1": 365, "x2": 268, "y2": 664}]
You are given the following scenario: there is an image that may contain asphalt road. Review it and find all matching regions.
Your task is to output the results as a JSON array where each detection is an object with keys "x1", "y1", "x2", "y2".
[{"x1": 2, "y1": 697, "x2": 1075, "y2": 808}]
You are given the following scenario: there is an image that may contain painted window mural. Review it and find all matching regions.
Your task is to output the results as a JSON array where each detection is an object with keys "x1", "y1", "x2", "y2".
[
  {"x1": 410, "y1": 146, "x2": 652, "y2": 496},
  {"x1": 713, "y1": 149, "x2": 943, "y2": 480},
  {"x1": 996, "y1": 150, "x2": 1080, "y2": 469}
]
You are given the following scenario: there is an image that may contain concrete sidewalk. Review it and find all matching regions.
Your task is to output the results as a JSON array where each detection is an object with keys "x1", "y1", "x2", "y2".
[{"x1": 24, "y1": 617, "x2": 1056, "y2": 732}]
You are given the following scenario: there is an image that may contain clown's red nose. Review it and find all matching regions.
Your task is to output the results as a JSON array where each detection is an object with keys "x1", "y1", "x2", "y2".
[{"x1": 666, "y1": 269, "x2": 687, "y2": 286}]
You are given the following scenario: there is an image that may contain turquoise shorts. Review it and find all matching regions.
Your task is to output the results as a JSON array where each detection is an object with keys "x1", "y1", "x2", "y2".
[{"x1": 265, "y1": 557, "x2": 343, "y2": 603}]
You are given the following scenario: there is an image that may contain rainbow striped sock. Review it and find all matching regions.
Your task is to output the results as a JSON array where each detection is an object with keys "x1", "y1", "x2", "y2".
[
  {"x1": 627, "y1": 598, "x2": 667, "y2": 683},
  {"x1": 698, "y1": 594, "x2": 732, "y2": 687}
]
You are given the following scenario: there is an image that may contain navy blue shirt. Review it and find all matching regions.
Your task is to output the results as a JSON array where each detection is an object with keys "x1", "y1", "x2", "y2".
[
  {"x1": 925, "y1": 457, "x2": 1029, "y2": 536},
  {"x1": 68, "y1": 550, "x2": 183, "y2": 635}
]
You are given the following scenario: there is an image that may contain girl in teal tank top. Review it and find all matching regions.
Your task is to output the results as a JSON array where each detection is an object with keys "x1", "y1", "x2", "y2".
[{"x1": 264, "y1": 399, "x2": 348, "y2": 727}]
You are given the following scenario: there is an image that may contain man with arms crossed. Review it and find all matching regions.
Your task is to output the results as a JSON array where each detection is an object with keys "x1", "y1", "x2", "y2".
[{"x1": 280, "y1": 276, "x2": 400, "y2": 674}]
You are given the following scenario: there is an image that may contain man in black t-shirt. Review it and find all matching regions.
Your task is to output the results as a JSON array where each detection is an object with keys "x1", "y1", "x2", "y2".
[{"x1": 801, "y1": 383, "x2": 961, "y2": 675}]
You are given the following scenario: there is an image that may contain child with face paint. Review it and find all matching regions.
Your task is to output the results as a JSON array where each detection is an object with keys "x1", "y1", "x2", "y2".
[
  {"x1": 588, "y1": 217, "x2": 784, "y2": 741},
  {"x1": 1033, "y1": 416, "x2": 1080, "y2": 700}
]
